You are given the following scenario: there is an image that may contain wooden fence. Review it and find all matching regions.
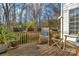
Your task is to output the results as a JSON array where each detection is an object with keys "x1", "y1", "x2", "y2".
[
  {"x1": 14, "y1": 31, "x2": 39, "y2": 44},
  {"x1": 14, "y1": 31, "x2": 27, "y2": 44}
]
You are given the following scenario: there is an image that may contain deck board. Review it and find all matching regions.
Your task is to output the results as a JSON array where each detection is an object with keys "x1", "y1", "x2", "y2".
[{"x1": 0, "y1": 44, "x2": 76, "y2": 56}]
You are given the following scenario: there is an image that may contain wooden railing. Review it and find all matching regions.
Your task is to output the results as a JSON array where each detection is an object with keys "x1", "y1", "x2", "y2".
[
  {"x1": 14, "y1": 31, "x2": 39, "y2": 44},
  {"x1": 14, "y1": 31, "x2": 27, "y2": 44}
]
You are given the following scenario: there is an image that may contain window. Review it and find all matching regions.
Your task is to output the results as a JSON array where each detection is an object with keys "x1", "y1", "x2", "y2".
[{"x1": 69, "y1": 7, "x2": 79, "y2": 34}]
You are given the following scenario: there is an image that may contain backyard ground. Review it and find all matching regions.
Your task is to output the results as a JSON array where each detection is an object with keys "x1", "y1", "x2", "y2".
[{"x1": 0, "y1": 43, "x2": 76, "y2": 56}]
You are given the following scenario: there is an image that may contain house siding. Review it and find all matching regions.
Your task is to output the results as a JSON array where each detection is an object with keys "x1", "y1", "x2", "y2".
[{"x1": 61, "y1": 3, "x2": 79, "y2": 41}]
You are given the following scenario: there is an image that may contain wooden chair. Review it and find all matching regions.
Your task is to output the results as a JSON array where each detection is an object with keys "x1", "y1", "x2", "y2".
[
  {"x1": 49, "y1": 30, "x2": 62, "y2": 49},
  {"x1": 39, "y1": 27, "x2": 49, "y2": 45},
  {"x1": 51, "y1": 37, "x2": 62, "y2": 49}
]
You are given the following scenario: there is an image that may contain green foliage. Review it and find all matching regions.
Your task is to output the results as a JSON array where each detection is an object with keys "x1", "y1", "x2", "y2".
[
  {"x1": 0, "y1": 25, "x2": 16, "y2": 44},
  {"x1": 24, "y1": 21, "x2": 35, "y2": 28},
  {"x1": 16, "y1": 22, "x2": 23, "y2": 27},
  {"x1": 48, "y1": 19, "x2": 60, "y2": 28},
  {"x1": 5, "y1": 33, "x2": 16, "y2": 42},
  {"x1": 0, "y1": 26, "x2": 6, "y2": 40},
  {"x1": 16, "y1": 21, "x2": 35, "y2": 29}
]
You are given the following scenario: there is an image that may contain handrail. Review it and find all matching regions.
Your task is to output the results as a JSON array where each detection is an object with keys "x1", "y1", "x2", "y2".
[{"x1": 64, "y1": 35, "x2": 77, "y2": 38}]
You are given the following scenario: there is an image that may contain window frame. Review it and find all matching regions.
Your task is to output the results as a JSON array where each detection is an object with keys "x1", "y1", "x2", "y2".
[{"x1": 69, "y1": 7, "x2": 79, "y2": 35}]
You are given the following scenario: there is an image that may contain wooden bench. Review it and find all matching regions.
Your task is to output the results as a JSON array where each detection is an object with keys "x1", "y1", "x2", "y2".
[{"x1": 64, "y1": 35, "x2": 79, "y2": 55}]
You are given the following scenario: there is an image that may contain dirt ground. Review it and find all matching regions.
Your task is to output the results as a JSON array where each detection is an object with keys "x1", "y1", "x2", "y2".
[{"x1": 0, "y1": 43, "x2": 76, "y2": 56}]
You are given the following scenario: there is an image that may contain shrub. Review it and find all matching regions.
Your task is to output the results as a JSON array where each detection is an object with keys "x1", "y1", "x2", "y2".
[{"x1": 0, "y1": 25, "x2": 16, "y2": 45}]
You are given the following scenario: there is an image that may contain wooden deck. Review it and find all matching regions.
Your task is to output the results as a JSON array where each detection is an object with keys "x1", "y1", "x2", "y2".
[{"x1": 0, "y1": 44, "x2": 76, "y2": 56}]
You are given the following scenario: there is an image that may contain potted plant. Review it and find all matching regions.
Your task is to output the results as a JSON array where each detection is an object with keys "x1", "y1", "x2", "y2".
[
  {"x1": 0, "y1": 26, "x2": 16, "y2": 53},
  {"x1": 0, "y1": 26, "x2": 8, "y2": 53}
]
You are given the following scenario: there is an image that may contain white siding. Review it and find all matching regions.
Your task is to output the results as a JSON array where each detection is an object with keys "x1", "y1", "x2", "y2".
[{"x1": 61, "y1": 3, "x2": 79, "y2": 41}]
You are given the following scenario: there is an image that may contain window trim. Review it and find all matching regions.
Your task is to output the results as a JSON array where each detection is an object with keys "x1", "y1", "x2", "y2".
[{"x1": 69, "y1": 7, "x2": 79, "y2": 35}]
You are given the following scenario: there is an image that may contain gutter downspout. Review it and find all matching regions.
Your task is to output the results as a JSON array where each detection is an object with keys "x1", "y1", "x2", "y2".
[{"x1": 61, "y1": 3, "x2": 63, "y2": 49}]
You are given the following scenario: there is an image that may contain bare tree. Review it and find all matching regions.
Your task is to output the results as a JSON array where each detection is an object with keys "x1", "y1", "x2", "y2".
[
  {"x1": 12, "y1": 3, "x2": 16, "y2": 26},
  {"x1": 48, "y1": 3, "x2": 61, "y2": 18},
  {"x1": 18, "y1": 3, "x2": 26, "y2": 24},
  {"x1": 2, "y1": 3, "x2": 10, "y2": 31}
]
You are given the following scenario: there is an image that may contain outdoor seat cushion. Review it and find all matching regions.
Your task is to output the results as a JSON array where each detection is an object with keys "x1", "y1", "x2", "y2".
[
  {"x1": 67, "y1": 40, "x2": 79, "y2": 47},
  {"x1": 41, "y1": 27, "x2": 49, "y2": 36},
  {"x1": 41, "y1": 31, "x2": 48, "y2": 36},
  {"x1": 76, "y1": 38, "x2": 79, "y2": 42}
]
